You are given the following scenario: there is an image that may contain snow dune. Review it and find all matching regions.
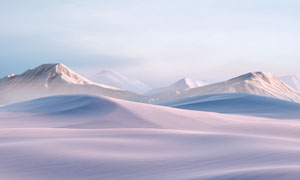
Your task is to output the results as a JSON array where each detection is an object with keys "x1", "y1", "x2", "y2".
[
  {"x1": 1, "y1": 95, "x2": 300, "y2": 179},
  {"x1": 164, "y1": 93, "x2": 300, "y2": 119}
]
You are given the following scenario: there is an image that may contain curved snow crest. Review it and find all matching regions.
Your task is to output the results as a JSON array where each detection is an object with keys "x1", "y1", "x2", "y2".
[
  {"x1": 0, "y1": 64, "x2": 140, "y2": 105},
  {"x1": 164, "y1": 93, "x2": 300, "y2": 119},
  {"x1": 0, "y1": 95, "x2": 118, "y2": 116},
  {"x1": 1, "y1": 95, "x2": 300, "y2": 179}
]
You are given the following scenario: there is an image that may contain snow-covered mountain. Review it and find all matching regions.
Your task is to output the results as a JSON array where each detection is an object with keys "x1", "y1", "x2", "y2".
[
  {"x1": 0, "y1": 63, "x2": 139, "y2": 105},
  {"x1": 280, "y1": 75, "x2": 300, "y2": 91},
  {"x1": 90, "y1": 70, "x2": 151, "y2": 94},
  {"x1": 144, "y1": 78, "x2": 209, "y2": 96},
  {"x1": 147, "y1": 72, "x2": 300, "y2": 104}
]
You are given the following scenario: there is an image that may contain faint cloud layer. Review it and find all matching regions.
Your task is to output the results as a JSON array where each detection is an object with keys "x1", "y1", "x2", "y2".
[{"x1": 0, "y1": 0, "x2": 300, "y2": 86}]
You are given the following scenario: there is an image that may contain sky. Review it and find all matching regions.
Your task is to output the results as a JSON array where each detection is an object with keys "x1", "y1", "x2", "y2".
[{"x1": 1, "y1": 0, "x2": 300, "y2": 87}]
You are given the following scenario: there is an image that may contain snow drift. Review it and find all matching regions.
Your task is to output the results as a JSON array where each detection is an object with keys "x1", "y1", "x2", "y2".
[
  {"x1": 1, "y1": 95, "x2": 300, "y2": 179},
  {"x1": 0, "y1": 64, "x2": 139, "y2": 105},
  {"x1": 164, "y1": 93, "x2": 300, "y2": 119}
]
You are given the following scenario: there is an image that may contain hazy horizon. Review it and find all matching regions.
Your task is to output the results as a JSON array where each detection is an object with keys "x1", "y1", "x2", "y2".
[{"x1": 1, "y1": 0, "x2": 300, "y2": 87}]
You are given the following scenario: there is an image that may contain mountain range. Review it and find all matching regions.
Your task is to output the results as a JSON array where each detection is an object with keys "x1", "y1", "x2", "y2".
[
  {"x1": 1, "y1": 63, "x2": 300, "y2": 105},
  {"x1": 146, "y1": 72, "x2": 300, "y2": 104},
  {"x1": 0, "y1": 63, "x2": 138, "y2": 105}
]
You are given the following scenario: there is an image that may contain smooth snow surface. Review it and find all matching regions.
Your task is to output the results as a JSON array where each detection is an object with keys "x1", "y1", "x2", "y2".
[
  {"x1": 0, "y1": 64, "x2": 139, "y2": 105},
  {"x1": 144, "y1": 78, "x2": 209, "y2": 96},
  {"x1": 91, "y1": 70, "x2": 151, "y2": 94},
  {"x1": 280, "y1": 75, "x2": 300, "y2": 91},
  {"x1": 1, "y1": 95, "x2": 300, "y2": 179},
  {"x1": 164, "y1": 93, "x2": 300, "y2": 119},
  {"x1": 147, "y1": 72, "x2": 300, "y2": 104}
]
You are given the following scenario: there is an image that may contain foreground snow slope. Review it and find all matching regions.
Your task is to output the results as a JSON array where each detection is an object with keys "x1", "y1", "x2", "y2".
[
  {"x1": 147, "y1": 72, "x2": 300, "y2": 104},
  {"x1": 164, "y1": 93, "x2": 300, "y2": 119},
  {"x1": 1, "y1": 95, "x2": 300, "y2": 179},
  {"x1": 0, "y1": 64, "x2": 139, "y2": 105}
]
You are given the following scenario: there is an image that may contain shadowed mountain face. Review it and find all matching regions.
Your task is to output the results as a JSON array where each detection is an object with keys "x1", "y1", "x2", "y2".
[
  {"x1": 0, "y1": 64, "x2": 139, "y2": 105},
  {"x1": 280, "y1": 75, "x2": 300, "y2": 91},
  {"x1": 164, "y1": 93, "x2": 300, "y2": 119},
  {"x1": 146, "y1": 72, "x2": 300, "y2": 104}
]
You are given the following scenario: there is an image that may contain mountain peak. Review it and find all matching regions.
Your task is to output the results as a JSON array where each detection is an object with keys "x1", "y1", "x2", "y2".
[
  {"x1": 0, "y1": 64, "x2": 138, "y2": 105},
  {"x1": 228, "y1": 71, "x2": 274, "y2": 83},
  {"x1": 95, "y1": 70, "x2": 129, "y2": 81},
  {"x1": 91, "y1": 69, "x2": 151, "y2": 94},
  {"x1": 173, "y1": 77, "x2": 202, "y2": 89},
  {"x1": 144, "y1": 77, "x2": 208, "y2": 96},
  {"x1": 16, "y1": 63, "x2": 121, "y2": 88},
  {"x1": 21, "y1": 63, "x2": 68, "y2": 76},
  {"x1": 179, "y1": 71, "x2": 300, "y2": 103}
]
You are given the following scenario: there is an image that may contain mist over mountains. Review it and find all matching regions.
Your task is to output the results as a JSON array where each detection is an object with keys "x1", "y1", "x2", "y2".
[{"x1": 1, "y1": 63, "x2": 300, "y2": 106}]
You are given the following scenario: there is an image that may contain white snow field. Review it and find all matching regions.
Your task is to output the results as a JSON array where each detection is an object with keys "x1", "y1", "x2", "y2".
[
  {"x1": 91, "y1": 70, "x2": 151, "y2": 94},
  {"x1": 146, "y1": 72, "x2": 300, "y2": 104},
  {"x1": 0, "y1": 64, "x2": 139, "y2": 105},
  {"x1": 1, "y1": 95, "x2": 300, "y2": 179}
]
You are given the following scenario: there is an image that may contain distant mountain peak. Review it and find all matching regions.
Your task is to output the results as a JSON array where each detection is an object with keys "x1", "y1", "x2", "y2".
[
  {"x1": 0, "y1": 63, "x2": 141, "y2": 105},
  {"x1": 228, "y1": 72, "x2": 274, "y2": 82},
  {"x1": 184, "y1": 71, "x2": 300, "y2": 103},
  {"x1": 172, "y1": 77, "x2": 205, "y2": 89},
  {"x1": 144, "y1": 72, "x2": 300, "y2": 104},
  {"x1": 144, "y1": 77, "x2": 209, "y2": 96},
  {"x1": 21, "y1": 63, "x2": 70, "y2": 77},
  {"x1": 91, "y1": 70, "x2": 151, "y2": 94},
  {"x1": 19, "y1": 63, "x2": 99, "y2": 86}
]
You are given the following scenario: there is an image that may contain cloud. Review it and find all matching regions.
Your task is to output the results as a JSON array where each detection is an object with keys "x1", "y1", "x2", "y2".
[{"x1": 0, "y1": 0, "x2": 300, "y2": 85}]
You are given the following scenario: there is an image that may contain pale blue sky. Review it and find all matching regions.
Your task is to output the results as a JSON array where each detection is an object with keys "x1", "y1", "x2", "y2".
[{"x1": 1, "y1": 0, "x2": 300, "y2": 87}]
